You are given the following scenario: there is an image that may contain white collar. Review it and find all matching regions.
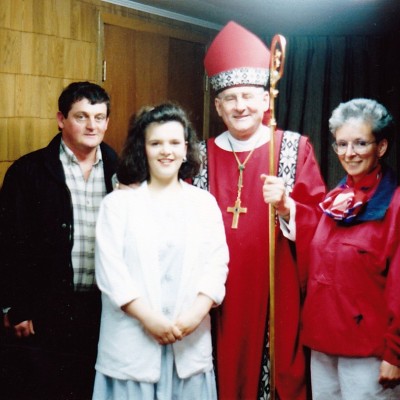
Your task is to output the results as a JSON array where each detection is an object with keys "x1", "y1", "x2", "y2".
[{"x1": 215, "y1": 125, "x2": 270, "y2": 151}]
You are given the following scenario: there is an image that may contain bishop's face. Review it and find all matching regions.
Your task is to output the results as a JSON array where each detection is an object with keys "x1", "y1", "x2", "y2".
[{"x1": 215, "y1": 85, "x2": 269, "y2": 141}]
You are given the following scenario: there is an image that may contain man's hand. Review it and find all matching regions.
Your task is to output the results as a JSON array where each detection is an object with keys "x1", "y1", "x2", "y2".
[
  {"x1": 260, "y1": 174, "x2": 290, "y2": 218},
  {"x1": 4, "y1": 314, "x2": 35, "y2": 338},
  {"x1": 115, "y1": 182, "x2": 139, "y2": 190}
]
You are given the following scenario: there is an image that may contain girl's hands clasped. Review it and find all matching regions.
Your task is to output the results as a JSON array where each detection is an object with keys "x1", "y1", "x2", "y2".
[
  {"x1": 123, "y1": 294, "x2": 214, "y2": 345},
  {"x1": 142, "y1": 312, "x2": 183, "y2": 345},
  {"x1": 175, "y1": 294, "x2": 214, "y2": 337},
  {"x1": 122, "y1": 298, "x2": 182, "y2": 345}
]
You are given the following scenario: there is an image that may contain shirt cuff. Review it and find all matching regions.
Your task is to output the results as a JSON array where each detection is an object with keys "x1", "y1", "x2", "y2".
[{"x1": 279, "y1": 197, "x2": 296, "y2": 241}]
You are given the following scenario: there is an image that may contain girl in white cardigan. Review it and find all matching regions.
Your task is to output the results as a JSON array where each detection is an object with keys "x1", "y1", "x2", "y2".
[{"x1": 93, "y1": 103, "x2": 229, "y2": 399}]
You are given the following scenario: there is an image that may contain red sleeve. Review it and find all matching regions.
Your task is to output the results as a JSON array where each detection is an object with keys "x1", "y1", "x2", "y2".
[
  {"x1": 383, "y1": 190, "x2": 400, "y2": 366},
  {"x1": 291, "y1": 136, "x2": 326, "y2": 291}
]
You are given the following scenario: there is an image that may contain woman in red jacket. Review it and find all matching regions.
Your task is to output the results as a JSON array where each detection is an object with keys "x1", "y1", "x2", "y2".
[{"x1": 299, "y1": 98, "x2": 400, "y2": 399}]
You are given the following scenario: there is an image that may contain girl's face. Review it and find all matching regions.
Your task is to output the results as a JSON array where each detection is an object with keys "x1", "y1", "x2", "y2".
[
  {"x1": 145, "y1": 121, "x2": 187, "y2": 185},
  {"x1": 334, "y1": 119, "x2": 387, "y2": 183}
]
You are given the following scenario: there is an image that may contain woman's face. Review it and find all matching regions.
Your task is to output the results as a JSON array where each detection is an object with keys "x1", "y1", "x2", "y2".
[
  {"x1": 334, "y1": 119, "x2": 387, "y2": 183},
  {"x1": 145, "y1": 121, "x2": 187, "y2": 185}
]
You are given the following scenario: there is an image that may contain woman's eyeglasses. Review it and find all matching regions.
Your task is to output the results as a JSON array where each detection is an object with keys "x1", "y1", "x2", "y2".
[{"x1": 332, "y1": 140, "x2": 376, "y2": 155}]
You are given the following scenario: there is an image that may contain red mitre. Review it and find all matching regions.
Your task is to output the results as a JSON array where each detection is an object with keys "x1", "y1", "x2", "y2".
[{"x1": 204, "y1": 21, "x2": 271, "y2": 91}]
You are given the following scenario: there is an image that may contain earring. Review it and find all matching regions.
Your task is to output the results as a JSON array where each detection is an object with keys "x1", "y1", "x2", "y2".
[{"x1": 183, "y1": 156, "x2": 187, "y2": 163}]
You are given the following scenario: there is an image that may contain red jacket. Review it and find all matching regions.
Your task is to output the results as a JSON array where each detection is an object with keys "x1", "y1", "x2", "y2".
[{"x1": 299, "y1": 168, "x2": 400, "y2": 367}]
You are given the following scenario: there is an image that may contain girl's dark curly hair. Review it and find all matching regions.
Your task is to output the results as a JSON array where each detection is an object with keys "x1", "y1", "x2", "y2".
[{"x1": 117, "y1": 103, "x2": 201, "y2": 184}]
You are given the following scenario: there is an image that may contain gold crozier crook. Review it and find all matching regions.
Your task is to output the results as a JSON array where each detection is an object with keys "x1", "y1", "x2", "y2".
[{"x1": 268, "y1": 34, "x2": 286, "y2": 400}]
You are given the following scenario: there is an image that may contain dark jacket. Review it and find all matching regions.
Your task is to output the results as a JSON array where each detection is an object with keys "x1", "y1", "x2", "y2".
[{"x1": 0, "y1": 133, "x2": 117, "y2": 340}]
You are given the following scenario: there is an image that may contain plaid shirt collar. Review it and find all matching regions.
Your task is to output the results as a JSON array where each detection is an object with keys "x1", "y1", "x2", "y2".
[{"x1": 60, "y1": 139, "x2": 103, "y2": 165}]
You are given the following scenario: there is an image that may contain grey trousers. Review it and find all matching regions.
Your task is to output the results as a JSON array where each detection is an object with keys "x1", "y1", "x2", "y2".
[{"x1": 311, "y1": 350, "x2": 400, "y2": 400}]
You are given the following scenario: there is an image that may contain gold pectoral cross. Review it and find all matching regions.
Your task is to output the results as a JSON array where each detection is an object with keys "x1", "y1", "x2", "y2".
[{"x1": 227, "y1": 198, "x2": 247, "y2": 229}]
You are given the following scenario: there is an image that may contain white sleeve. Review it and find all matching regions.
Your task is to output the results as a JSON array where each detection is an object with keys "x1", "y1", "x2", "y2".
[
  {"x1": 95, "y1": 193, "x2": 141, "y2": 308},
  {"x1": 279, "y1": 197, "x2": 296, "y2": 241},
  {"x1": 196, "y1": 194, "x2": 229, "y2": 306}
]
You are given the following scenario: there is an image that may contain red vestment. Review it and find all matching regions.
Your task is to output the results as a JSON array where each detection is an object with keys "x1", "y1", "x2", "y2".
[{"x1": 207, "y1": 129, "x2": 325, "y2": 400}]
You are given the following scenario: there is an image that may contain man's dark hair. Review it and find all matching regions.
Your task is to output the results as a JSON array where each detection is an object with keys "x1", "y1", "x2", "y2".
[{"x1": 58, "y1": 81, "x2": 111, "y2": 118}]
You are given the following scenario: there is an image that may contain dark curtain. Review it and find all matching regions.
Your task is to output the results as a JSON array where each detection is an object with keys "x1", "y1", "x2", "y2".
[{"x1": 267, "y1": 34, "x2": 400, "y2": 189}]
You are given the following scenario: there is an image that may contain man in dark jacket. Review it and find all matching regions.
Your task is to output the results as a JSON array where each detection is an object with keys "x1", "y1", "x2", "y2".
[{"x1": 0, "y1": 81, "x2": 118, "y2": 399}]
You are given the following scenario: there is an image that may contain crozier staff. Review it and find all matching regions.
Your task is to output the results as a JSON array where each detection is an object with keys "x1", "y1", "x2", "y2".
[{"x1": 265, "y1": 33, "x2": 286, "y2": 400}]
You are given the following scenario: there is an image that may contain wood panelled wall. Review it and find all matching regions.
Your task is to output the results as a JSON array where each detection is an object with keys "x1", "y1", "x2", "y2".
[
  {"x1": 101, "y1": 14, "x2": 211, "y2": 153},
  {"x1": 0, "y1": 0, "x2": 214, "y2": 186}
]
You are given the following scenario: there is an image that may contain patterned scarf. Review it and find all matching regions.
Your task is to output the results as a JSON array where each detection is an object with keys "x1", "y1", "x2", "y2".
[{"x1": 320, "y1": 164, "x2": 382, "y2": 222}]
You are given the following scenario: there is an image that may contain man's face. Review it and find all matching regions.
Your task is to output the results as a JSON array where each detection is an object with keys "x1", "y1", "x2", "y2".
[
  {"x1": 57, "y1": 98, "x2": 109, "y2": 155},
  {"x1": 215, "y1": 86, "x2": 269, "y2": 140}
]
